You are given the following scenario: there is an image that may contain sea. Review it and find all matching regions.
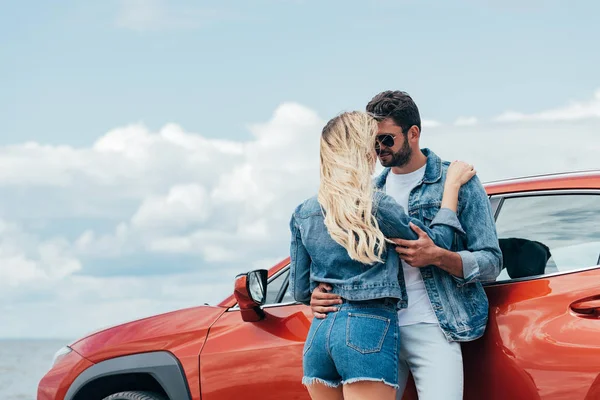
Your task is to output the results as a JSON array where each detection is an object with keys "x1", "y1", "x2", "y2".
[{"x1": 0, "y1": 339, "x2": 71, "y2": 400}]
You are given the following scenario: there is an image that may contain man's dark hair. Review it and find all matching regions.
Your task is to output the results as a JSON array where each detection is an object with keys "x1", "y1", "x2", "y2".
[{"x1": 366, "y1": 90, "x2": 421, "y2": 134}]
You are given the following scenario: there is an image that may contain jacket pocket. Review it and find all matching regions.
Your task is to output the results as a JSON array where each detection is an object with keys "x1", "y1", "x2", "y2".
[{"x1": 346, "y1": 313, "x2": 391, "y2": 354}]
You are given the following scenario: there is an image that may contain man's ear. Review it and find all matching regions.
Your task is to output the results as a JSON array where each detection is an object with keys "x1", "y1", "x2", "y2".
[{"x1": 408, "y1": 125, "x2": 421, "y2": 141}]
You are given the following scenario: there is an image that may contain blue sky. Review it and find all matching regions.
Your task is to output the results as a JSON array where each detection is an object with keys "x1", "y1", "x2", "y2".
[
  {"x1": 1, "y1": 0, "x2": 599, "y2": 339},
  {"x1": 3, "y1": 0, "x2": 599, "y2": 146}
]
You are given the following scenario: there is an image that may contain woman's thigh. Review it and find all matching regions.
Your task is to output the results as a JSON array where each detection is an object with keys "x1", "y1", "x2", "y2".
[
  {"x1": 343, "y1": 381, "x2": 397, "y2": 400},
  {"x1": 306, "y1": 383, "x2": 343, "y2": 400}
]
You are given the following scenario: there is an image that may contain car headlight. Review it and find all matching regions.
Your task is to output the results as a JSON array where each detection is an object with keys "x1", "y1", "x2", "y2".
[{"x1": 50, "y1": 346, "x2": 73, "y2": 368}]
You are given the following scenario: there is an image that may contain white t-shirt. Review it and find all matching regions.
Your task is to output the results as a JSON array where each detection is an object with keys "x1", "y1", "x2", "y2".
[{"x1": 384, "y1": 165, "x2": 438, "y2": 326}]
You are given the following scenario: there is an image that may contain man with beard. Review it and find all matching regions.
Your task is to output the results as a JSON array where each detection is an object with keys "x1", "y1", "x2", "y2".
[{"x1": 309, "y1": 91, "x2": 502, "y2": 400}]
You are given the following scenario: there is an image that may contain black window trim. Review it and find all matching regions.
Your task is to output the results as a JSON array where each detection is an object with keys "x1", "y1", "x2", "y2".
[
  {"x1": 488, "y1": 196, "x2": 504, "y2": 220},
  {"x1": 484, "y1": 188, "x2": 600, "y2": 286}
]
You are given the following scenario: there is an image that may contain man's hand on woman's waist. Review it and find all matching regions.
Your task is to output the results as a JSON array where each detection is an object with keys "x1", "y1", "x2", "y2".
[{"x1": 310, "y1": 283, "x2": 342, "y2": 319}]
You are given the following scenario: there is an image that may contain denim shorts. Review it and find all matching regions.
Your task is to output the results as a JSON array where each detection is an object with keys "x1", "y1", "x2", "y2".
[{"x1": 302, "y1": 298, "x2": 400, "y2": 389}]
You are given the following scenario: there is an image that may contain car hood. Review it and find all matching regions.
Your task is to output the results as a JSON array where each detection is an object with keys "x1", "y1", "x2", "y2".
[{"x1": 70, "y1": 304, "x2": 227, "y2": 363}]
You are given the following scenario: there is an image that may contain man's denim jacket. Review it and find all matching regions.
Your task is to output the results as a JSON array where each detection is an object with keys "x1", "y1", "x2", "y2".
[
  {"x1": 289, "y1": 190, "x2": 465, "y2": 309},
  {"x1": 374, "y1": 148, "x2": 502, "y2": 341}
]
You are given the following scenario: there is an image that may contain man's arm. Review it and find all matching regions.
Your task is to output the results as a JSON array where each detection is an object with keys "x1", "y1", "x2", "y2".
[
  {"x1": 433, "y1": 247, "x2": 465, "y2": 278},
  {"x1": 394, "y1": 176, "x2": 502, "y2": 283},
  {"x1": 453, "y1": 175, "x2": 502, "y2": 283}
]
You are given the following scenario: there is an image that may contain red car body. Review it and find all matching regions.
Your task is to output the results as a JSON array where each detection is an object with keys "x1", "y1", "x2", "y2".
[{"x1": 38, "y1": 171, "x2": 600, "y2": 400}]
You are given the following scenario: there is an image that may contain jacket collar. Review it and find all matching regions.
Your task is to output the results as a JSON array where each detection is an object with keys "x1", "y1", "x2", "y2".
[{"x1": 374, "y1": 148, "x2": 442, "y2": 189}]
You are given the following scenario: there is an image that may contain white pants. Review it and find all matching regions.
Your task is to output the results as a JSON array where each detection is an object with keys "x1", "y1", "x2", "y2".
[{"x1": 396, "y1": 323, "x2": 464, "y2": 400}]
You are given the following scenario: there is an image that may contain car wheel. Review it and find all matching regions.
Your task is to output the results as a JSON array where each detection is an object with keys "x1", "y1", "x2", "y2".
[{"x1": 102, "y1": 391, "x2": 168, "y2": 400}]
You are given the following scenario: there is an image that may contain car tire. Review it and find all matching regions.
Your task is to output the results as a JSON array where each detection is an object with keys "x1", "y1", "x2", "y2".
[{"x1": 102, "y1": 391, "x2": 168, "y2": 400}]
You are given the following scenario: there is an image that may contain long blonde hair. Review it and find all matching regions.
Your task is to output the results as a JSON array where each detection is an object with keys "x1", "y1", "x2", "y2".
[{"x1": 318, "y1": 111, "x2": 386, "y2": 264}]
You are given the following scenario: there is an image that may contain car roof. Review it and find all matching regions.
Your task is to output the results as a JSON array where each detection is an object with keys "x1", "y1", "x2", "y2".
[{"x1": 484, "y1": 170, "x2": 600, "y2": 195}]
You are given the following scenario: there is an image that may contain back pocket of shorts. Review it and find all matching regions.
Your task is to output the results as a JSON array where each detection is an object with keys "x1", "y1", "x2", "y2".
[{"x1": 346, "y1": 313, "x2": 391, "y2": 354}]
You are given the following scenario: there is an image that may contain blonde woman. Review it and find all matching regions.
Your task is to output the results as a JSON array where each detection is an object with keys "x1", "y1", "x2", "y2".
[{"x1": 289, "y1": 111, "x2": 475, "y2": 400}]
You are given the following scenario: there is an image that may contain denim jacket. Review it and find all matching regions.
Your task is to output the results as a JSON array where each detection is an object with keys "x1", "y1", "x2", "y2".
[
  {"x1": 289, "y1": 190, "x2": 465, "y2": 308},
  {"x1": 374, "y1": 149, "x2": 503, "y2": 341}
]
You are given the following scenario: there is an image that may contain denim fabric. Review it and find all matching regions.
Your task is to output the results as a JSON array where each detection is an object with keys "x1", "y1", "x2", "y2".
[
  {"x1": 374, "y1": 148, "x2": 503, "y2": 341},
  {"x1": 302, "y1": 298, "x2": 400, "y2": 388},
  {"x1": 289, "y1": 191, "x2": 464, "y2": 306}
]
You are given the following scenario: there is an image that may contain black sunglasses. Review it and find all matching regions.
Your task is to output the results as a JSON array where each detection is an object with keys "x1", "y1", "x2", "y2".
[{"x1": 375, "y1": 134, "x2": 396, "y2": 154}]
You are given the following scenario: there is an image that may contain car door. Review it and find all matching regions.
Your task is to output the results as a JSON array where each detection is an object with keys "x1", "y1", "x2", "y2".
[
  {"x1": 463, "y1": 190, "x2": 600, "y2": 400},
  {"x1": 199, "y1": 266, "x2": 312, "y2": 400}
]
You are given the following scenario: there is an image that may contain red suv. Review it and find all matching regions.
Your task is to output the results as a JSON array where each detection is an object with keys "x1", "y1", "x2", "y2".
[{"x1": 38, "y1": 171, "x2": 600, "y2": 400}]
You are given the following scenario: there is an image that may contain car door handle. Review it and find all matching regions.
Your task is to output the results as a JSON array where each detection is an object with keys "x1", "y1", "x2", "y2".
[{"x1": 570, "y1": 296, "x2": 600, "y2": 318}]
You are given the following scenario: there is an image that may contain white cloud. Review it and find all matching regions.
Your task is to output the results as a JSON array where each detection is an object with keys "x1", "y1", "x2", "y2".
[
  {"x1": 422, "y1": 119, "x2": 442, "y2": 128},
  {"x1": 0, "y1": 219, "x2": 81, "y2": 287},
  {"x1": 67, "y1": 102, "x2": 321, "y2": 264},
  {"x1": 454, "y1": 116, "x2": 478, "y2": 126},
  {"x1": 494, "y1": 89, "x2": 600, "y2": 122},
  {"x1": 1, "y1": 92, "x2": 600, "y2": 338},
  {"x1": 115, "y1": 0, "x2": 219, "y2": 32},
  {"x1": 131, "y1": 184, "x2": 211, "y2": 231},
  {"x1": 422, "y1": 119, "x2": 600, "y2": 181}
]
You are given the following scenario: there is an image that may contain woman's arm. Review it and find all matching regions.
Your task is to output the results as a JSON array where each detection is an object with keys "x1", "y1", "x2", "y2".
[
  {"x1": 377, "y1": 161, "x2": 475, "y2": 250},
  {"x1": 289, "y1": 213, "x2": 312, "y2": 305},
  {"x1": 440, "y1": 160, "x2": 476, "y2": 212},
  {"x1": 376, "y1": 195, "x2": 462, "y2": 250}
]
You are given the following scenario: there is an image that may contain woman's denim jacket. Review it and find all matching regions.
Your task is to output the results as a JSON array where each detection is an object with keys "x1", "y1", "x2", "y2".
[{"x1": 289, "y1": 191, "x2": 465, "y2": 309}]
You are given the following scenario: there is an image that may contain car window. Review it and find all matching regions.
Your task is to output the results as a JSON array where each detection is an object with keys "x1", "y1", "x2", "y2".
[
  {"x1": 494, "y1": 194, "x2": 600, "y2": 281},
  {"x1": 265, "y1": 268, "x2": 291, "y2": 305}
]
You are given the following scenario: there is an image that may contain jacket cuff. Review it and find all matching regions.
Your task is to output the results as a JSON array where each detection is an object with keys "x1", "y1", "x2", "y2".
[
  {"x1": 429, "y1": 208, "x2": 466, "y2": 235},
  {"x1": 456, "y1": 250, "x2": 479, "y2": 283}
]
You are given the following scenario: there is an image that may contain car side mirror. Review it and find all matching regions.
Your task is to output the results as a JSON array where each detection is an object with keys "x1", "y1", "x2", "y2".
[{"x1": 234, "y1": 269, "x2": 268, "y2": 322}]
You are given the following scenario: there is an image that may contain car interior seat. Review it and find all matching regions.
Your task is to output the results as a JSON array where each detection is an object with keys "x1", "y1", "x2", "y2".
[{"x1": 498, "y1": 238, "x2": 552, "y2": 279}]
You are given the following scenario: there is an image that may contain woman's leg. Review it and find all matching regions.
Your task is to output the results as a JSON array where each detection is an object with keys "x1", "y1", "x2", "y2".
[
  {"x1": 343, "y1": 381, "x2": 397, "y2": 400},
  {"x1": 306, "y1": 383, "x2": 344, "y2": 400}
]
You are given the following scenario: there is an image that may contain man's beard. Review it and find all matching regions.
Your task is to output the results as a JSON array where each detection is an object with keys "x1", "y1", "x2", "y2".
[{"x1": 379, "y1": 134, "x2": 412, "y2": 168}]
